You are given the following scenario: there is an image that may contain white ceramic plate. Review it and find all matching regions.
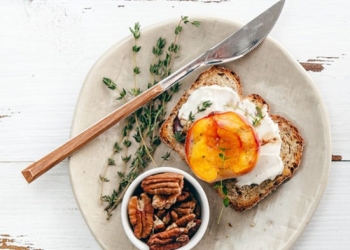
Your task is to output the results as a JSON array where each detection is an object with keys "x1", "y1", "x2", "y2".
[{"x1": 69, "y1": 17, "x2": 331, "y2": 250}]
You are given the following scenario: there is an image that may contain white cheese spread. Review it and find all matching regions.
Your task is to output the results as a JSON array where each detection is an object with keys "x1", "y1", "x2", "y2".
[{"x1": 178, "y1": 85, "x2": 283, "y2": 186}]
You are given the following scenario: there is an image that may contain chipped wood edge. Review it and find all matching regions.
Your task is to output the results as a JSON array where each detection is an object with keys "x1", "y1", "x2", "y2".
[
  {"x1": 332, "y1": 155, "x2": 342, "y2": 161},
  {"x1": 300, "y1": 56, "x2": 340, "y2": 72},
  {"x1": 0, "y1": 234, "x2": 42, "y2": 250}
]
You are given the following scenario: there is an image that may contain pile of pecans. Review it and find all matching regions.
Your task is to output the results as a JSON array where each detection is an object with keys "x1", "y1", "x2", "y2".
[{"x1": 127, "y1": 172, "x2": 202, "y2": 250}]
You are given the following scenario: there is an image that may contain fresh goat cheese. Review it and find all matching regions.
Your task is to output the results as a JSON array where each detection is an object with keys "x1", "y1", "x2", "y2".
[{"x1": 178, "y1": 85, "x2": 283, "y2": 186}]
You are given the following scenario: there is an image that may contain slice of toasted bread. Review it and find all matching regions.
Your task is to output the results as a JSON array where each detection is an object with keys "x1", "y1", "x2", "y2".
[
  {"x1": 160, "y1": 66, "x2": 242, "y2": 160},
  {"x1": 160, "y1": 66, "x2": 304, "y2": 212}
]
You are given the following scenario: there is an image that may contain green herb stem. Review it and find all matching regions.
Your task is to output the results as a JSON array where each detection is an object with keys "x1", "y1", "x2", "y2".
[
  {"x1": 99, "y1": 17, "x2": 201, "y2": 219},
  {"x1": 215, "y1": 148, "x2": 230, "y2": 224},
  {"x1": 135, "y1": 115, "x2": 158, "y2": 168}
]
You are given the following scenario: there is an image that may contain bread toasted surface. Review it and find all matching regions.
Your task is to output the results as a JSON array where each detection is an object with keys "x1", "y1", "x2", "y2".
[{"x1": 160, "y1": 66, "x2": 304, "y2": 212}]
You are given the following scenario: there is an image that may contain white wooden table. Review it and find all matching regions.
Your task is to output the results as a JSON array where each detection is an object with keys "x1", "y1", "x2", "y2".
[{"x1": 1, "y1": 0, "x2": 349, "y2": 249}]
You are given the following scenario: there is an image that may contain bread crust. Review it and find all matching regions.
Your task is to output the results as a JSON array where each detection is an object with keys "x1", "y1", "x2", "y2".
[{"x1": 159, "y1": 66, "x2": 304, "y2": 212}]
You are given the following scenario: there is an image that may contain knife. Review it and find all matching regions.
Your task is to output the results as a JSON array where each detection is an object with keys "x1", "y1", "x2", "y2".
[{"x1": 22, "y1": 0, "x2": 285, "y2": 183}]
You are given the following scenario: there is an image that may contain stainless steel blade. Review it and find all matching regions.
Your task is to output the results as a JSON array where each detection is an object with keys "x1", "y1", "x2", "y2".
[
  {"x1": 159, "y1": 0, "x2": 285, "y2": 90},
  {"x1": 204, "y1": 0, "x2": 285, "y2": 64}
]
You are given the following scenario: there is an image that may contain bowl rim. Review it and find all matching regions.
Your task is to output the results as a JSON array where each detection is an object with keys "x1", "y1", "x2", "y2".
[{"x1": 121, "y1": 166, "x2": 210, "y2": 250}]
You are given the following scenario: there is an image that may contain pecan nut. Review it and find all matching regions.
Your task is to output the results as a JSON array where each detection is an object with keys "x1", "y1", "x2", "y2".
[
  {"x1": 147, "y1": 227, "x2": 189, "y2": 250},
  {"x1": 187, "y1": 219, "x2": 202, "y2": 238},
  {"x1": 174, "y1": 213, "x2": 196, "y2": 227},
  {"x1": 127, "y1": 193, "x2": 154, "y2": 239},
  {"x1": 141, "y1": 173, "x2": 184, "y2": 195},
  {"x1": 153, "y1": 215, "x2": 165, "y2": 232},
  {"x1": 173, "y1": 200, "x2": 197, "y2": 216},
  {"x1": 176, "y1": 191, "x2": 190, "y2": 202},
  {"x1": 152, "y1": 193, "x2": 179, "y2": 210}
]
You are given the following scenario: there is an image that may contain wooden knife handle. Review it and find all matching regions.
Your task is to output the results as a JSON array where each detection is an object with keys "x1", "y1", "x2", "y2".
[{"x1": 21, "y1": 84, "x2": 164, "y2": 183}]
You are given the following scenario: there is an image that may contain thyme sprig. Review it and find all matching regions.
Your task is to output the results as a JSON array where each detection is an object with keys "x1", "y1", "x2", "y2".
[
  {"x1": 188, "y1": 100, "x2": 213, "y2": 123},
  {"x1": 174, "y1": 100, "x2": 212, "y2": 144},
  {"x1": 130, "y1": 22, "x2": 141, "y2": 89},
  {"x1": 99, "y1": 17, "x2": 201, "y2": 220},
  {"x1": 174, "y1": 131, "x2": 186, "y2": 144},
  {"x1": 213, "y1": 147, "x2": 230, "y2": 224},
  {"x1": 225, "y1": 102, "x2": 265, "y2": 127},
  {"x1": 252, "y1": 106, "x2": 265, "y2": 126}
]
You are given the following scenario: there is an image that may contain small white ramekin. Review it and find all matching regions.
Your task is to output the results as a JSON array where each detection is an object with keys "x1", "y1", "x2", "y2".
[{"x1": 121, "y1": 166, "x2": 210, "y2": 250}]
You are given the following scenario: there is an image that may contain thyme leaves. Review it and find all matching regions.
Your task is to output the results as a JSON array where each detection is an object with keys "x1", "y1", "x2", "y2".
[
  {"x1": 214, "y1": 147, "x2": 231, "y2": 224},
  {"x1": 99, "y1": 17, "x2": 201, "y2": 220},
  {"x1": 252, "y1": 106, "x2": 265, "y2": 126},
  {"x1": 225, "y1": 102, "x2": 265, "y2": 127},
  {"x1": 174, "y1": 100, "x2": 213, "y2": 144}
]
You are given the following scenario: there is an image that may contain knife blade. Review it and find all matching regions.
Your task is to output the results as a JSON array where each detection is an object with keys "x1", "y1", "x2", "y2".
[{"x1": 22, "y1": 0, "x2": 285, "y2": 183}]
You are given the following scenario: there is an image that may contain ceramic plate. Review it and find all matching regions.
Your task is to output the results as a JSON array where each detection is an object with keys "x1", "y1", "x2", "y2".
[{"x1": 69, "y1": 17, "x2": 331, "y2": 249}]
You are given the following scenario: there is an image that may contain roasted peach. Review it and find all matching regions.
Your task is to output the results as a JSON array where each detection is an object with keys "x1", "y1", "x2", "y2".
[{"x1": 185, "y1": 111, "x2": 259, "y2": 183}]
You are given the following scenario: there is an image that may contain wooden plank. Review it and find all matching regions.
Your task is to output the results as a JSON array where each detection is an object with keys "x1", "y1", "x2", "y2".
[
  {"x1": 294, "y1": 161, "x2": 350, "y2": 249},
  {"x1": 0, "y1": 162, "x2": 100, "y2": 250}
]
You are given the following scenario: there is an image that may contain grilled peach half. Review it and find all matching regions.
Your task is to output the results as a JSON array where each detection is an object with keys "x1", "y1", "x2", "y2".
[{"x1": 185, "y1": 111, "x2": 259, "y2": 183}]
